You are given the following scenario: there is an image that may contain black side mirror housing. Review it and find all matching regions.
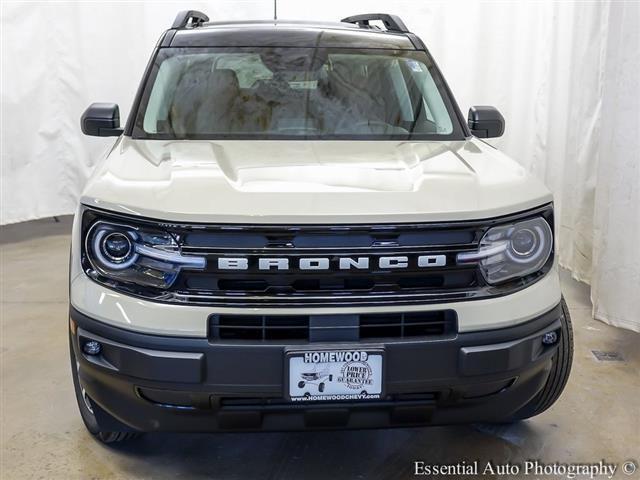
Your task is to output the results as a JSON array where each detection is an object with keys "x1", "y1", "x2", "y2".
[
  {"x1": 81, "y1": 103, "x2": 123, "y2": 137},
  {"x1": 468, "y1": 106, "x2": 505, "y2": 138}
]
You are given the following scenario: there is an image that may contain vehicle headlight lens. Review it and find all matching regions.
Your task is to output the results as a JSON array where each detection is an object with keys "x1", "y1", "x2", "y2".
[
  {"x1": 93, "y1": 229, "x2": 138, "y2": 270},
  {"x1": 103, "y1": 232, "x2": 133, "y2": 261},
  {"x1": 85, "y1": 221, "x2": 205, "y2": 289},
  {"x1": 511, "y1": 228, "x2": 538, "y2": 257},
  {"x1": 456, "y1": 216, "x2": 553, "y2": 284}
]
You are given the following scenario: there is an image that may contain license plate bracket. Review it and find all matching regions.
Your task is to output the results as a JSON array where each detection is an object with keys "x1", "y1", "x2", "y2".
[{"x1": 285, "y1": 348, "x2": 384, "y2": 402}]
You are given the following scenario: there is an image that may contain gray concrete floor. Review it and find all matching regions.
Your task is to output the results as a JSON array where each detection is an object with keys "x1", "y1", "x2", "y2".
[{"x1": 1, "y1": 217, "x2": 639, "y2": 480}]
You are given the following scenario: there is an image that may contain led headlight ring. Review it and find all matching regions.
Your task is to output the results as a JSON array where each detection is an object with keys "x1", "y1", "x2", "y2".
[
  {"x1": 101, "y1": 232, "x2": 133, "y2": 262},
  {"x1": 91, "y1": 227, "x2": 139, "y2": 270},
  {"x1": 505, "y1": 224, "x2": 549, "y2": 265}
]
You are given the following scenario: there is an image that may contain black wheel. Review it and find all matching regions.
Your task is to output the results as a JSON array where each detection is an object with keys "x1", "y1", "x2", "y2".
[
  {"x1": 511, "y1": 297, "x2": 574, "y2": 420},
  {"x1": 298, "y1": 381, "x2": 305, "y2": 388},
  {"x1": 69, "y1": 335, "x2": 141, "y2": 443},
  {"x1": 329, "y1": 375, "x2": 333, "y2": 381},
  {"x1": 319, "y1": 383, "x2": 325, "y2": 392}
]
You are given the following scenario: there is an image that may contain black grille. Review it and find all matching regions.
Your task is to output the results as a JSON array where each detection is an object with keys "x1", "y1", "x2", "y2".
[
  {"x1": 359, "y1": 312, "x2": 454, "y2": 338},
  {"x1": 82, "y1": 204, "x2": 555, "y2": 307},
  {"x1": 182, "y1": 227, "x2": 476, "y2": 250},
  {"x1": 183, "y1": 270, "x2": 476, "y2": 294},
  {"x1": 170, "y1": 221, "x2": 487, "y2": 307},
  {"x1": 209, "y1": 311, "x2": 456, "y2": 342},
  {"x1": 214, "y1": 315, "x2": 310, "y2": 341}
]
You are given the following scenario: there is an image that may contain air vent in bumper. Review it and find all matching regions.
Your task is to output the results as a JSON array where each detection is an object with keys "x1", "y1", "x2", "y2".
[{"x1": 209, "y1": 311, "x2": 457, "y2": 342}]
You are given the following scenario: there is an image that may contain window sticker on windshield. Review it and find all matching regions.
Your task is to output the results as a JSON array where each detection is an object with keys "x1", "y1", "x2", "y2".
[
  {"x1": 406, "y1": 60, "x2": 423, "y2": 72},
  {"x1": 289, "y1": 80, "x2": 318, "y2": 90}
]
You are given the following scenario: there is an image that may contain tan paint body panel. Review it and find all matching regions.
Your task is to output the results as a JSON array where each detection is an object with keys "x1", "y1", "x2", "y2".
[
  {"x1": 71, "y1": 136, "x2": 559, "y2": 335},
  {"x1": 81, "y1": 137, "x2": 552, "y2": 223}
]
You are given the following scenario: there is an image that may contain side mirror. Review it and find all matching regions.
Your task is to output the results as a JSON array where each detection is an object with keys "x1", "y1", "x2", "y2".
[
  {"x1": 468, "y1": 106, "x2": 505, "y2": 138},
  {"x1": 81, "y1": 103, "x2": 123, "y2": 137}
]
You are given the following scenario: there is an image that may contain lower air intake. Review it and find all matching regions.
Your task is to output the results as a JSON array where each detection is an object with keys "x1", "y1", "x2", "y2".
[{"x1": 209, "y1": 311, "x2": 457, "y2": 342}]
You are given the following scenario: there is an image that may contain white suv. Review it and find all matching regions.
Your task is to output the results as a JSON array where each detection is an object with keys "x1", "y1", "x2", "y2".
[{"x1": 69, "y1": 11, "x2": 573, "y2": 443}]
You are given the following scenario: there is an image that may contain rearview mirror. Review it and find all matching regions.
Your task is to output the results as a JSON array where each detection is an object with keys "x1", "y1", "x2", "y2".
[
  {"x1": 468, "y1": 106, "x2": 505, "y2": 138},
  {"x1": 81, "y1": 103, "x2": 123, "y2": 137}
]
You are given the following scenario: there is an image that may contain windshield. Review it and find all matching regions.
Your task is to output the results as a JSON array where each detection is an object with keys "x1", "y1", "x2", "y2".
[{"x1": 132, "y1": 47, "x2": 465, "y2": 140}]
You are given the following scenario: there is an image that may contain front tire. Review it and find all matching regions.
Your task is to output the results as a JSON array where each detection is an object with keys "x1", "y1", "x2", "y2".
[
  {"x1": 69, "y1": 335, "x2": 140, "y2": 443},
  {"x1": 511, "y1": 297, "x2": 574, "y2": 420}
]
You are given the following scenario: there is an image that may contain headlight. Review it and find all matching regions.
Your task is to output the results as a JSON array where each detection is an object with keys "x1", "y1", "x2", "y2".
[
  {"x1": 85, "y1": 221, "x2": 205, "y2": 289},
  {"x1": 456, "y1": 216, "x2": 553, "y2": 284}
]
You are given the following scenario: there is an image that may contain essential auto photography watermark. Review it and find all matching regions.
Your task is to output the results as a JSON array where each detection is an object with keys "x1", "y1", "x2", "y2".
[{"x1": 414, "y1": 460, "x2": 638, "y2": 478}]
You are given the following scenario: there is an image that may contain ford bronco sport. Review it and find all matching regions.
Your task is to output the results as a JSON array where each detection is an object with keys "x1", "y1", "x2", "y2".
[{"x1": 70, "y1": 10, "x2": 573, "y2": 443}]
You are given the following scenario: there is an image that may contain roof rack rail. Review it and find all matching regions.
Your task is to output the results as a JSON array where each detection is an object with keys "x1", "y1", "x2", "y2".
[
  {"x1": 172, "y1": 10, "x2": 209, "y2": 29},
  {"x1": 341, "y1": 13, "x2": 409, "y2": 33}
]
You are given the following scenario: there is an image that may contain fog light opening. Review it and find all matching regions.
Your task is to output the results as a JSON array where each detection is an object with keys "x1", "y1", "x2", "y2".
[
  {"x1": 83, "y1": 340, "x2": 102, "y2": 356},
  {"x1": 542, "y1": 331, "x2": 558, "y2": 346}
]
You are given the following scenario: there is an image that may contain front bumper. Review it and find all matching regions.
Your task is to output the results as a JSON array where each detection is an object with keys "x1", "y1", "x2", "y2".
[{"x1": 70, "y1": 303, "x2": 563, "y2": 432}]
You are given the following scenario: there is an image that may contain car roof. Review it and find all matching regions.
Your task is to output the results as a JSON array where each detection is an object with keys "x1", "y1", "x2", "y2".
[{"x1": 167, "y1": 20, "x2": 417, "y2": 50}]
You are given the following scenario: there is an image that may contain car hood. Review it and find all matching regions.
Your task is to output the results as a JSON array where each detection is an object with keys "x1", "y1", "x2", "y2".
[{"x1": 81, "y1": 137, "x2": 552, "y2": 223}]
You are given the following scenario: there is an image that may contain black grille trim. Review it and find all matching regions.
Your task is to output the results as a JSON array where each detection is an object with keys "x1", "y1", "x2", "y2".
[
  {"x1": 359, "y1": 311, "x2": 456, "y2": 339},
  {"x1": 81, "y1": 204, "x2": 554, "y2": 307},
  {"x1": 209, "y1": 311, "x2": 457, "y2": 342}
]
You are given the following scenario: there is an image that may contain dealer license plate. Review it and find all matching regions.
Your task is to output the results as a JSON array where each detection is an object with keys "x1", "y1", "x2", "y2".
[{"x1": 287, "y1": 349, "x2": 383, "y2": 402}]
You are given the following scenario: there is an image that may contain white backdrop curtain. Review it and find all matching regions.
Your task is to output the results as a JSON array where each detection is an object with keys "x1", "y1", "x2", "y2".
[{"x1": 1, "y1": 0, "x2": 638, "y2": 330}]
